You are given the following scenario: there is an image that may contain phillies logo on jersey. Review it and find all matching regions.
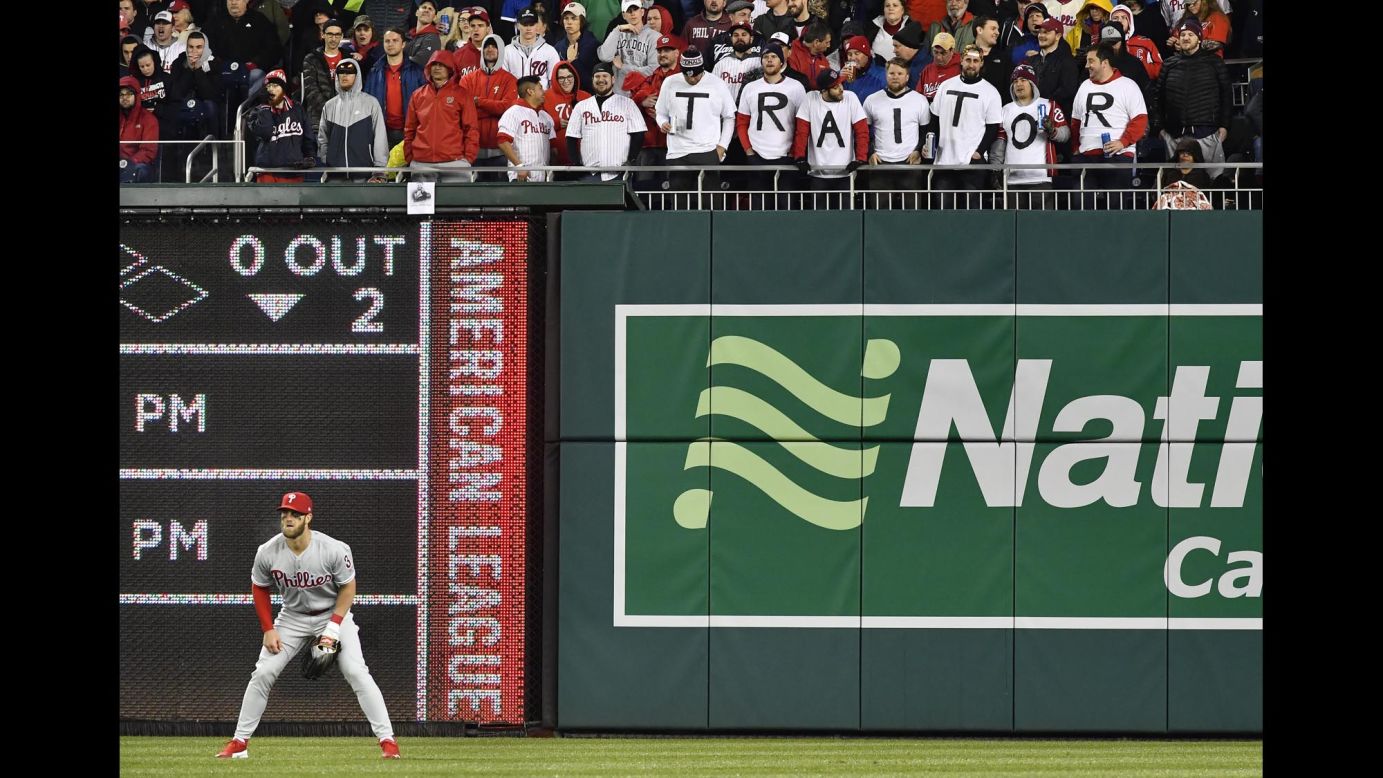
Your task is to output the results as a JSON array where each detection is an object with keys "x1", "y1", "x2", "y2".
[
  {"x1": 521, "y1": 118, "x2": 552, "y2": 135},
  {"x1": 271, "y1": 569, "x2": 331, "y2": 589},
  {"x1": 581, "y1": 109, "x2": 627, "y2": 124}
]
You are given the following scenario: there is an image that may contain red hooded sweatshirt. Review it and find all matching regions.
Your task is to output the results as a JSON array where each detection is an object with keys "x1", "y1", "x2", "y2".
[
  {"x1": 459, "y1": 33, "x2": 519, "y2": 151},
  {"x1": 404, "y1": 50, "x2": 481, "y2": 163},
  {"x1": 543, "y1": 61, "x2": 591, "y2": 164},
  {"x1": 119, "y1": 75, "x2": 158, "y2": 165}
]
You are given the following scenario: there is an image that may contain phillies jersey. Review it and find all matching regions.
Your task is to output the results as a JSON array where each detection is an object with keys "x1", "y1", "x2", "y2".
[
  {"x1": 497, "y1": 103, "x2": 557, "y2": 180},
  {"x1": 930, "y1": 76, "x2": 1003, "y2": 166},
  {"x1": 793, "y1": 90, "x2": 868, "y2": 178},
  {"x1": 655, "y1": 73, "x2": 737, "y2": 159},
  {"x1": 713, "y1": 54, "x2": 763, "y2": 102},
  {"x1": 737, "y1": 76, "x2": 806, "y2": 159},
  {"x1": 251, "y1": 530, "x2": 355, "y2": 615},
  {"x1": 999, "y1": 97, "x2": 1068, "y2": 184},
  {"x1": 568, "y1": 93, "x2": 648, "y2": 180},
  {"x1": 863, "y1": 89, "x2": 930, "y2": 163},
  {"x1": 1071, "y1": 73, "x2": 1146, "y2": 159}
]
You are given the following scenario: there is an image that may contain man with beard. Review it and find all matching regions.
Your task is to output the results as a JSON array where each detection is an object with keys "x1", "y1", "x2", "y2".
[
  {"x1": 708, "y1": 0, "x2": 762, "y2": 64},
  {"x1": 405, "y1": 51, "x2": 482, "y2": 181},
  {"x1": 785, "y1": 0, "x2": 813, "y2": 39},
  {"x1": 791, "y1": 68, "x2": 869, "y2": 206},
  {"x1": 568, "y1": 61, "x2": 648, "y2": 180},
  {"x1": 926, "y1": 0, "x2": 976, "y2": 52},
  {"x1": 1083, "y1": 21, "x2": 1148, "y2": 98},
  {"x1": 682, "y1": 0, "x2": 734, "y2": 59},
  {"x1": 656, "y1": 47, "x2": 736, "y2": 202},
  {"x1": 863, "y1": 57, "x2": 930, "y2": 197},
  {"x1": 914, "y1": 30, "x2": 959, "y2": 101},
  {"x1": 1070, "y1": 42, "x2": 1147, "y2": 206},
  {"x1": 927, "y1": 44, "x2": 1001, "y2": 205},
  {"x1": 713, "y1": 23, "x2": 763, "y2": 102},
  {"x1": 600, "y1": 0, "x2": 661, "y2": 92},
  {"x1": 989, "y1": 62, "x2": 1069, "y2": 207},
  {"x1": 1149, "y1": 15, "x2": 1229, "y2": 178},
  {"x1": 214, "y1": 492, "x2": 401, "y2": 760},
  {"x1": 246, "y1": 69, "x2": 317, "y2": 183},
  {"x1": 504, "y1": 8, "x2": 562, "y2": 88},
  {"x1": 736, "y1": 40, "x2": 806, "y2": 199},
  {"x1": 119, "y1": 77, "x2": 160, "y2": 183},
  {"x1": 364, "y1": 27, "x2": 427, "y2": 149}
]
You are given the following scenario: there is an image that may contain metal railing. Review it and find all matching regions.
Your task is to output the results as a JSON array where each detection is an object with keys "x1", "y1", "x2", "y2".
[
  {"x1": 243, "y1": 161, "x2": 1261, "y2": 211},
  {"x1": 119, "y1": 138, "x2": 246, "y2": 183}
]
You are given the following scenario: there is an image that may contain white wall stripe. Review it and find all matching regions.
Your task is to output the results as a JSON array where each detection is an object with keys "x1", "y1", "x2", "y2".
[
  {"x1": 612, "y1": 614, "x2": 1260, "y2": 630},
  {"x1": 119, "y1": 469, "x2": 419, "y2": 480},
  {"x1": 120, "y1": 344, "x2": 419, "y2": 355}
]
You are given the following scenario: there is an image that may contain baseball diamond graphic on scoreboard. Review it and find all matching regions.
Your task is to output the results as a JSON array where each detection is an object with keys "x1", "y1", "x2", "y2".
[{"x1": 118, "y1": 219, "x2": 530, "y2": 725}]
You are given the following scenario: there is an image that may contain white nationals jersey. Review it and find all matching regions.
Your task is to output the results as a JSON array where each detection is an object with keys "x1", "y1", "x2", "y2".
[
  {"x1": 930, "y1": 76, "x2": 1002, "y2": 166},
  {"x1": 655, "y1": 73, "x2": 737, "y2": 158},
  {"x1": 497, "y1": 103, "x2": 556, "y2": 180},
  {"x1": 797, "y1": 90, "x2": 867, "y2": 177},
  {"x1": 568, "y1": 93, "x2": 648, "y2": 179},
  {"x1": 999, "y1": 98, "x2": 1066, "y2": 184},
  {"x1": 737, "y1": 77, "x2": 806, "y2": 159},
  {"x1": 1071, "y1": 74, "x2": 1146, "y2": 158},
  {"x1": 502, "y1": 41, "x2": 561, "y2": 89},
  {"x1": 863, "y1": 89, "x2": 930, "y2": 163},
  {"x1": 251, "y1": 530, "x2": 355, "y2": 615},
  {"x1": 713, "y1": 54, "x2": 763, "y2": 102}
]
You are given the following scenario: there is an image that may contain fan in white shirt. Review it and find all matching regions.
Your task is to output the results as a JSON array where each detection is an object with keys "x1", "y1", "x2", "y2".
[
  {"x1": 497, "y1": 76, "x2": 558, "y2": 181},
  {"x1": 928, "y1": 45, "x2": 1003, "y2": 196},
  {"x1": 655, "y1": 47, "x2": 737, "y2": 193},
  {"x1": 568, "y1": 62, "x2": 649, "y2": 181},
  {"x1": 791, "y1": 68, "x2": 869, "y2": 189},
  {"x1": 990, "y1": 62, "x2": 1071, "y2": 206},
  {"x1": 863, "y1": 59, "x2": 930, "y2": 193}
]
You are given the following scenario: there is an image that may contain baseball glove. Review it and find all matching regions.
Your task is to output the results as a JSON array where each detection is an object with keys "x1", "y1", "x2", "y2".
[{"x1": 300, "y1": 634, "x2": 340, "y2": 680}]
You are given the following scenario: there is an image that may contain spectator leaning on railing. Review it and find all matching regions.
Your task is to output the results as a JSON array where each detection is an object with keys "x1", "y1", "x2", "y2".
[
  {"x1": 656, "y1": 47, "x2": 736, "y2": 194},
  {"x1": 862, "y1": 57, "x2": 930, "y2": 193},
  {"x1": 318, "y1": 59, "x2": 390, "y2": 181},
  {"x1": 1069, "y1": 42, "x2": 1146, "y2": 200},
  {"x1": 567, "y1": 61, "x2": 648, "y2": 181},
  {"x1": 120, "y1": 76, "x2": 161, "y2": 183},
  {"x1": 405, "y1": 50, "x2": 481, "y2": 181},
  {"x1": 496, "y1": 76, "x2": 560, "y2": 180},
  {"x1": 989, "y1": 62, "x2": 1069, "y2": 205},
  {"x1": 736, "y1": 41, "x2": 806, "y2": 192},
  {"x1": 927, "y1": 44, "x2": 1001, "y2": 198},
  {"x1": 791, "y1": 68, "x2": 869, "y2": 197}
]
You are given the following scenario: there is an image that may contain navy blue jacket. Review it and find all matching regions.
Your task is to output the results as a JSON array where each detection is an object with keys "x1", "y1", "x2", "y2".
[
  {"x1": 247, "y1": 96, "x2": 317, "y2": 167},
  {"x1": 364, "y1": 56, "x2": 428, "y2": 123}
]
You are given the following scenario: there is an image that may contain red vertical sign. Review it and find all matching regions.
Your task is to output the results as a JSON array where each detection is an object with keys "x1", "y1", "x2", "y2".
[{"x1": 425, "y1": 221, "x2": 527, "y2": 723}]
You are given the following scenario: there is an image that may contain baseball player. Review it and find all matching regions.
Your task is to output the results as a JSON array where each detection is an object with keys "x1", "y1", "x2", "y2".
[
  {"x1": 735, "y1": 40, "x2": 805, "y2": 197},
  {"x1": 497, "y1": 75, "x2": 558, "y2": 180},
  {"x1": 567, "y1": 61, "x2": 648, "y2": 181},
  {"x1": 791, "y1": 68, "x2": 869, "y2": 204},
  {"x1": 216, "y1": 492, "x2": 400, "y2": 760},
  {"x1": 656, "y1": 46, "x2": 736, "y2": 199},
  {"x1": 862, "y1": 58, "x2": 931, "y2": 197},
  {"x1": 928, "y1": 44, "x2": 1003, "y2": 205}
]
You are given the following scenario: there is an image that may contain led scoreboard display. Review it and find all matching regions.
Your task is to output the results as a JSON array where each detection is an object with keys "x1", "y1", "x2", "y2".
[{"x1": 119, "y1": 219, "x2": 529, "y2": 724}]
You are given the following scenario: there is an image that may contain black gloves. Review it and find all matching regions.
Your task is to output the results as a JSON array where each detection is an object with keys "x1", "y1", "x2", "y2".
[
  {"x1": 794, "y1": 157, "x2": 810, "y2": 173},
  {"x1": 845, "y1": 159, "x2": 863, "y2": 174}
]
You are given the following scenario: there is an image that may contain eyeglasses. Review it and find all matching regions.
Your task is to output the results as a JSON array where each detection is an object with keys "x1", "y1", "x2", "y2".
[
  {"x1": 324, "y1": 32, "x2": 343, "y2": 37},
  {"x1": 557, "y1": 74, "x2": 575, "y2": 80}
]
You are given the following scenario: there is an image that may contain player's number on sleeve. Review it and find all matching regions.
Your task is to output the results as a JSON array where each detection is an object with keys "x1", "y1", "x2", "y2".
[
  {"x1": 352, "y1": 288, "x2": 384, "y2": 333},
  {"x1": 345, "y1": 554, "x2": 353, "y2": 569}
]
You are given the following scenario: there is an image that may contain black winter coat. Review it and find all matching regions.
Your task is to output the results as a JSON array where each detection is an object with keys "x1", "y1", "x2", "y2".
[
  {"x1": 204, "y1": 8, "x2": 283, "y2": 70},
  {"x1": 1029, "y1": 40, "x2": 1079, "y2": 115},
  {"x1": 1151, "y1": 47, "x2": 1231, "y2": 135}
]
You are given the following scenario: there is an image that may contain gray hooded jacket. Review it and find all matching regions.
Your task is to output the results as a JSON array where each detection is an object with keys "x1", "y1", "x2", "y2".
[{"x1": 318, "y1": 66, "x2": 389, "y2": 172}]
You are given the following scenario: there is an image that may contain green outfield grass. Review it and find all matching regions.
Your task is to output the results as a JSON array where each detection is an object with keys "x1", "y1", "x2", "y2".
[{"x1": 119, "y1": 736, "x2": 1261, "y2": 776}]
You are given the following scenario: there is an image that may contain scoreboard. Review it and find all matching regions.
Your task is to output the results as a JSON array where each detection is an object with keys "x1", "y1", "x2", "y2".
[{"x1": 119, "y1": 219, "x2": 529, "y2": 724}]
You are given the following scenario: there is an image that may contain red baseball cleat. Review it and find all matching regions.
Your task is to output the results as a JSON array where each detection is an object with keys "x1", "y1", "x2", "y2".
[
  {"x1": 380, "y1": 738, "x2": 402, "y2": 759},
  {"x1": 215, "y1": 738, "x2": 249, "y2": 759}
]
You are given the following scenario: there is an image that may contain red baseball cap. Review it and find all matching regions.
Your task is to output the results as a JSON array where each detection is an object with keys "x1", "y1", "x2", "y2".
[
  {"x1": 844, "y1": 35, "x2": 870, "y2": 56},
  {"x1": 656, "y1": 33, "x2": 683, "y2": 50},
  {"x1": 279, "y1": 492, "x2": 314, "y2": 514}
]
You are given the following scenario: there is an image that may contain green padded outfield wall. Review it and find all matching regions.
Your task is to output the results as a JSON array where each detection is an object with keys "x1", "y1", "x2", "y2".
[{"x1": 557, "y1": 212, "x2": 1262, "y2": 733}]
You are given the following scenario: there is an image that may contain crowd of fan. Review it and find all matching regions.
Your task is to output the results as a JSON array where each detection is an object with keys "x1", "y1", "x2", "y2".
[{"x1": 118, "y1": 0, "x2": 1262, "y2": 198}]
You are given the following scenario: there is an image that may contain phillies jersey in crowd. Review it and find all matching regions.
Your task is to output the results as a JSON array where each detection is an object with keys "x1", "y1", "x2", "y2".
[
  {"x1": 863, "y1": 89, "x2": 930, "y2": 163},
  {"x1": 736, "y1": 76, "x2": 807, "y2": 159},
  {"x1": 713, "y1": 54, "x2": 764, "y2": 102},
  {"x1": 998, "y1": 97, "x2": 1069, "y2": 184},
  {"x1": 655, "y1": 73, "x2": 738, "y2": 159},
  {"x1": 930, "y1": 75, "x2": 1003, "y2": 165},
  {"x1": 568, "y1": 93, "x2": 648, "y2": 179},
  {"x1": 791, "y1": 90, "x2": 869, "y2": 178},
  {"x1": 1070, "y1": 70, "x2": 1146, "y2": 159},
  {"x1": 251, "y1": 530, "x2": 355, "y2": 614},
  {"x1": 497, "y1": 102, "x2": 557, "y2": 180}
]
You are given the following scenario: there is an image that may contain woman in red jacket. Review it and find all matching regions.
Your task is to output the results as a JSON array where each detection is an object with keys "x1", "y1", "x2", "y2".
[
  {"x1": 1186, "y1": 0, "x2": 1230, "y2": 57},
  {"x1": 543, "y1": 61, "x2": 592, "y2": 179}
]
